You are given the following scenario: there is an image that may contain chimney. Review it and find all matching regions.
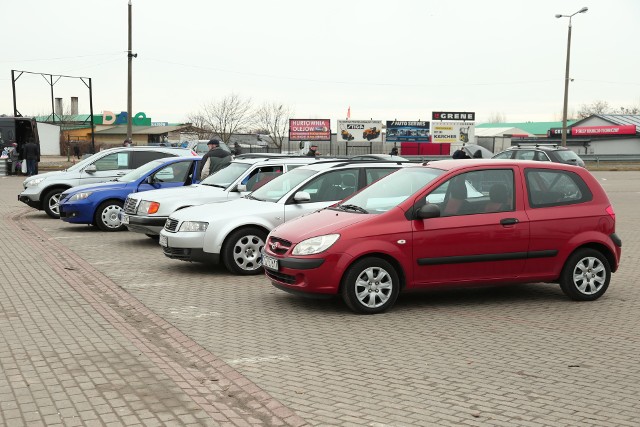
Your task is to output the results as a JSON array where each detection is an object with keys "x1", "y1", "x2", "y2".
[
  {"x1": 71, "y1": 97, "x2": 78, "y2": 115},
  {"x1": 55, "y1": 98, "x2": 63, "y2": 116}
]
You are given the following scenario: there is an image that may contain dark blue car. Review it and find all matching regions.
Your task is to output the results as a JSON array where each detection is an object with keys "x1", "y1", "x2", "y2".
[{"x1": 59, "y1": 156, "x2": 202, "y2": 231}]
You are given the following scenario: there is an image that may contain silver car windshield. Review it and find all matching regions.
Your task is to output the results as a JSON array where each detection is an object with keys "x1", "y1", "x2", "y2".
[
  {"x1": 336, "y1": 167, "x2": 443, "y2": 214},
  {"x1": 249, "y1": 168, "x2": 317, "y2": 203},
  {"x1": 200, "y1": 162, "x2": 251, "y2": 188}
]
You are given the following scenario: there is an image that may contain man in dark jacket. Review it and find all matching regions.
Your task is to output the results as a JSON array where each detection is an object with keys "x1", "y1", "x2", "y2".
[
  {"x1": 23, "y1": 138, "x2": 40, "y2": 176},
  {"x1": 198, "y1": 139, "x2": 231, "y2": 180}
]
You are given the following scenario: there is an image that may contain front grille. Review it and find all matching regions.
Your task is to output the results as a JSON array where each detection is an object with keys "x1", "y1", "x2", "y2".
[
  {"x1": 164, "y1": 218, "x2": 179, "y2": 232},
  {"x1": 267, "y1": 236, "x2": 292, "y2": 255},
  {"x1": 123, "y1": 197, "x2": 138, "y2": 214},
  {"x1": 265, "y1": 269, "x2": 296, "y2": 285}
]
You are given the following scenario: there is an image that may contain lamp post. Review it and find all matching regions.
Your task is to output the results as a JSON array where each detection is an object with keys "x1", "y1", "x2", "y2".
[{"x1": 556, "y1": 6, "x2": 588, "y2": 147}]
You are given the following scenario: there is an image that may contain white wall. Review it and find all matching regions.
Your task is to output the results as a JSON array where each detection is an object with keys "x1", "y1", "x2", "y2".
[{"x1": 37, "y1": 122, "x2": 61, "y2": 155}]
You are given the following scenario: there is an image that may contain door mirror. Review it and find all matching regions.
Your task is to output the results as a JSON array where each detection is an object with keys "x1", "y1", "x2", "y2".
[
  {"x1": 236, "y1": 184, "x2": 247, "y2": 192},
  {"x1": 145, "y1": 176, "x2": 154, "y2": 184},
  {"x1": 416, "y1": 203, "x2": 440, "y2": 219},
  {"x1": 84, "y1": 164, "x2": 97, "y2": 174},
  {"x1": 293, "y1": 191, "x2": 311, "y2": 202}
]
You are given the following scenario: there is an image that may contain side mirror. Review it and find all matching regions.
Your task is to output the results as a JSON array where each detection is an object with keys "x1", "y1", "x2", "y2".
[
  {"x1": 293, "y1": 191, "x2": 311, "y2": 202},
  {"x1": 236, "y1": 184, "x2": 247, "y2": 192},
  {"x1": 145, "y1": 176, "x2": 154, "y2": 184},
  {"x1": 416, "y1": 203, "x2": 441, "y2": 219},
  {"x1": 84, "y1": 164, "x2": 97, "y2": 174}
]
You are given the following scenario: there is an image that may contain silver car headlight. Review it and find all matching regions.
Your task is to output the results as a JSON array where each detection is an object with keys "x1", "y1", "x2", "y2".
[
  {"x1": 292, "y1": 234, "x2": 340, "y2": 255},
  {"x1": 25, "y1": 178, "x2": 45, "y2": 187},
  {"x1": 178, "y1": 221, "x2": 208, "y2": 232},
  {"x1": 68, "y1": 191, "x2": 93, "y2": 202}
]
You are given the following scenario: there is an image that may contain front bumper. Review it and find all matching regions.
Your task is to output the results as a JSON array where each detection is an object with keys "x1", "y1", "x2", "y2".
[
  {"x1": 59, "y1": 200, "x2": 94, "y2": 224},
  {"x1": 18, "y1": 193, "x2": 42, "y2": 210},
  {"x1": 159, "y1": 230, "x2": 214, "y2": 263},
  {"x1": 122, "y1": 214, "x2": 167, "y2": 235}
]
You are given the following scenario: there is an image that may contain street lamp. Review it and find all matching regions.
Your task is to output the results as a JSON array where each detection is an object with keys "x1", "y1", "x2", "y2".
[{"x1": 556, "y1": 6, "x2": 588, "y2": 147}]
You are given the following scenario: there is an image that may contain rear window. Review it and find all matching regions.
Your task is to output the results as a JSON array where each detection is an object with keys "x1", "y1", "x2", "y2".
[
  {"x1": 525, "y1": 168, "x2": 592, "y2": 208},
  {"x1": 554, "y1": 150, "x2": 582, "y2": 162}
]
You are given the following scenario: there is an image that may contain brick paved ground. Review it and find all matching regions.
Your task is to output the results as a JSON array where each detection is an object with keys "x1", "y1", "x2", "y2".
[{"x1": 1, "y1": 170, "x2": 638, "y2": 426}]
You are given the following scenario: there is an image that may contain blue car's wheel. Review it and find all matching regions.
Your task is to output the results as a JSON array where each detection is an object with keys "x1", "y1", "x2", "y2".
[{"x1": 95, "y1": 200, "x2": 126, "y2": 232}]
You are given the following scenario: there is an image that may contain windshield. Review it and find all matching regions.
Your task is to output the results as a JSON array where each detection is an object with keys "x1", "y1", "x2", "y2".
[
  {"x1": 250, "y1": 168, "x2": 317, "y2": 203},
  {"x1": 116, "y1": 159, "x2": 165, "y2": 182},
  {"x1": 200, "y1": 162, "x2": 251, "y2": 188},
  {"x1": 336, "y1": 167, "x2": 443, "y2": 214}
]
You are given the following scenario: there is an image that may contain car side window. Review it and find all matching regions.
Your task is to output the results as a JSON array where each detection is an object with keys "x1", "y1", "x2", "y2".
[
  {"x1": 425, "y1": 169, "x2": 514, "y2": 216},
  {"x1": 93, "y1": 152, "x2": 129, "y2": 171},
  {"x1": 153, "y1": 161, "x2": 191, "y2": 183},
  {"x1": 515, "y1": 150, "x2": 536, "y2": 161},
  {"x1": 243, "y1": 166, "x2": 284, "y2": 191},
  {"x1": 366, "y1": 168, "x2": 397, "y2": 185},
  {"x1": 534, "y1": 151, "x2": 551, "y2": 161},
  {"x1": 301, "y1": 169, "x2": 359, "y2": 202},
  {"x1": 525, "y1": 169, "x2": 592, "y2": 208},
  {"x1": 493, "y1": 151, "x2": 513, "y2": 160},
  {"x1": 131, "y1": 151, "x2": 173, "y2": 168}
]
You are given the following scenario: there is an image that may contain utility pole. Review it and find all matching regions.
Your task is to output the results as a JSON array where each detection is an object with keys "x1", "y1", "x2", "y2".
[{"x1": 127, "y1": 0, "x2": 136, "y2": 143}]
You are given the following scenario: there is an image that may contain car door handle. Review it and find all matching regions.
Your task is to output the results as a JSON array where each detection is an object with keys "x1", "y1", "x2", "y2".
[
  {"x1": 116, "y1": 171, "x2": 126, "y2": 176},
  {"x1": 500, "y1": 218, "x2": 519, "y2": 226}
]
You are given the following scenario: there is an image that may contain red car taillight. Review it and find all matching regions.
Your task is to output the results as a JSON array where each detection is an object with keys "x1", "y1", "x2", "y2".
[{"x1": 606, "y1": 205, "x2": 615, "y2": 221}]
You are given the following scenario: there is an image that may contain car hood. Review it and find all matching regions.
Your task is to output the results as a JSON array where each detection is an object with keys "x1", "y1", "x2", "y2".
[
  {"x1": 270, "y1": 208, "x2": 371, "y2": 242},
  {"x1": 169, "y1": 197, "x2": 280, "y2": 223},
  {"x1": 24, "y1": 170, "x2": 77, "y2": 183},
  {"x1": 127, "y1": 184, "x2": 225, "y2": 203},
  {"x1": 63, "y1": 181, "x2": 130, "y2": 195}
]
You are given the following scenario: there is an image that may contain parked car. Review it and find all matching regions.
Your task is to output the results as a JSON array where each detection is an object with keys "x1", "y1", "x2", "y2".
[
  {"x1": 122, "y1": 156, "x2": 321, "y2": 237},
  {"x1": 18, "y1": 146, "x2": 196, "y2": 219},
  {"x1": 349, "y1": 154, "x2": 409, "y2": 161},
  {"x1": 159, "y1": 160, "x2": 407, "y2": 275},
  {"x1": 181, "y1": 140, "x2": 231, "y2": 156},
  {"x1": 263, "y1": 159, "x2": 621, "y2": 314},
  {"x1": 58, "y1": 156, "x2": 201, "y2": 231},
  {"x1": 492, "y1": 143, "x2": 585, "y2": 167}
]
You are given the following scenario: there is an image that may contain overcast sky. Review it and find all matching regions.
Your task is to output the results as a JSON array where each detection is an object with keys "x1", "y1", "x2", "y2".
[{"x1": 1, "y1": 0, "x2": 638, "y2": 125}]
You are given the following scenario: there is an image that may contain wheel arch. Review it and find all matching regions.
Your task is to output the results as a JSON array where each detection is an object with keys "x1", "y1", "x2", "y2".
[
  {"x1": 566, "y1": 242, "x2": 618, "y2": 273},
  {"x1": 221, "y1": 223, "x2": 271, "y2": 250},
  {"x1": 338, "y1": 252, "x2": 407, "y2": 293}
]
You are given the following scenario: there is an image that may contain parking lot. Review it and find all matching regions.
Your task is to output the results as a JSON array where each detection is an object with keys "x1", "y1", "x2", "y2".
[{"x1": 1, "y1": 171, "x2": 639, "y2": 426}]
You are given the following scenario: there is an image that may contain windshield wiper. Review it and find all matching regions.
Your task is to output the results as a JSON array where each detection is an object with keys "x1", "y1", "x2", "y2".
[
  {"x1": 202, "y1": 183, "x2": 226, "y2": 189},
  {"x1": 338, "y1": 204, "x2": 368, "y2": 214}
]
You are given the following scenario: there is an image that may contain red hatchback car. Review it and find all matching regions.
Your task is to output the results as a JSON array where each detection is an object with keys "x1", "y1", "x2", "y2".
[{"x1": 263, "y1": 159, "x2": 622, "y2": 314}]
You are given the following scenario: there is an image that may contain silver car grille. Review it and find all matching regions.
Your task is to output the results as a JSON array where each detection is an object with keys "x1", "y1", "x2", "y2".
[
  {"x1": 164, "y1": 218, "x2": 179, "y2": 232},
  {"x1": 123, "y1": 197, "x2": 138, "y2": 214}
]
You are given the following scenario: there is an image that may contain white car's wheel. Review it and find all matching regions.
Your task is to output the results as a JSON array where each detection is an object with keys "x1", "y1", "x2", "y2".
[{"x1": 222, "y1": 227, "x2": 267, "y2": 275}]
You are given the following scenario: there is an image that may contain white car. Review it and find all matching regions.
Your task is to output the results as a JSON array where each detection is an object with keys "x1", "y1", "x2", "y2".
[
  {"x1": 159, "y1": 160, "x2": 407, "y2": 275},
  {"x1": 18, "y1": 146, "x2": 195, "y2": 218},
  {"x1": 121, "y1": 157, "x2": 320, "y2": 237}
]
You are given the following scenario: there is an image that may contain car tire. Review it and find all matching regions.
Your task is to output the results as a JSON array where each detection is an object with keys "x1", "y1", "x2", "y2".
[
  {"x1": 341, "y1": 257, "x2": 400, "y2": 314},
  {"x1": 43, "y1": 188, "x2": 65, "y2": 219},
  {"x1": 559, "y1": 248, "x2": 611, "y2": 301},
  {"x1": 221, "y1": 227, "x2": 267, "y2": 275},
  {"x1": 94, "y1": 200, "x2": 126, "y2": 232}
]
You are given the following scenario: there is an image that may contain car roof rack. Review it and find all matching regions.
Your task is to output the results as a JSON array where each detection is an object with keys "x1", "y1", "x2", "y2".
[{"x1": 514, "y1": 142, "x2": 560, "y2": 148}]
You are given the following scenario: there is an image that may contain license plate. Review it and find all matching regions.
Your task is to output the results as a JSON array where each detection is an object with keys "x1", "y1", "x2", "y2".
[
  {"x1": 159, "y1": 234, "x2": 168, "y2": 247},
  {"x1": 262, "y1": 253, "x2": 279, "y2": 271},
  {"x1": 121, "y1": 214, "x2": 129, "y2": 225}
]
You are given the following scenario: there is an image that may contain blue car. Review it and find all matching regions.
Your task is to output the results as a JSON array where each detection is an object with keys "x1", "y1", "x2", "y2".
[{"x1": 59, "y1": 156, "x2": 202, "y2": 231}]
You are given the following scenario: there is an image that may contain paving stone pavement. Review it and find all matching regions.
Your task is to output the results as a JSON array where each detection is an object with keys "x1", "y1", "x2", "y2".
[{"x1": 1, "y1": 171, "x2": 639, "y2": 427}]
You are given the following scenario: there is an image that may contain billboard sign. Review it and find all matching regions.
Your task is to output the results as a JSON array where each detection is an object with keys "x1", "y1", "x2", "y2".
[
  {"x1": 288, "y1": 119, "x2": 331, "y2": 141},
  {"x1": 432, "y1": 111, "x2": 475, "y2": 121},
  {"x1": 431, "y1": 122, "x2": 475, "y2": 144},
  {"x1": 549, "y1": 125, "x2": 637, "y2": 137},
  {"x1": 337, "y1": 120, "x2": 383, "y2": 143},
  {"x1": 385, "y1": 120, "x2": 430, "y2": 142}
]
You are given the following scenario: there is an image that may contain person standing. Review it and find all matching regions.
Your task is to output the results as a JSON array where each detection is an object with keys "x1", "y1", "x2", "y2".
[
  {"x1": 198, "y1": 139, "x2": 231, "y2": 180},
  {"x1": 73, "y1": 144, "x2": 81, "y2": 159},
  {"x1": 306, "y1": 145, "x2": 319, "y2": 157},
  {"x1": 23, "y1": 138, "x2": 40, "y2": 176},
  {"x1": 8, "y1": 142, "x2": 20, "y2": 175}
]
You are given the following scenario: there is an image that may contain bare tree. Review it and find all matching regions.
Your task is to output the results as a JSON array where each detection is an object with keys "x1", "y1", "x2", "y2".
[
  {"x1": 200, "y1": 94, "x2": 254, "y2": 144},
  {"x1": 253, "y1": 102, "x2": 294, "y2": 148},
  {"x1": 577, "y1": 100, "x2": 611, "y2": 118},
  {"x1": 486, "y1": 112, "x2": 507, "y2": 123},
  {"x1": 185, "y1": 112, "x2": 213, "y2": 139}
]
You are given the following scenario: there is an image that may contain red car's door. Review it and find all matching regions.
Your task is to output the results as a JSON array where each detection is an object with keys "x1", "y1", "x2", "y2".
[{"x1": 411, "y1": 168, "x2": 530, "y2": 287}]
